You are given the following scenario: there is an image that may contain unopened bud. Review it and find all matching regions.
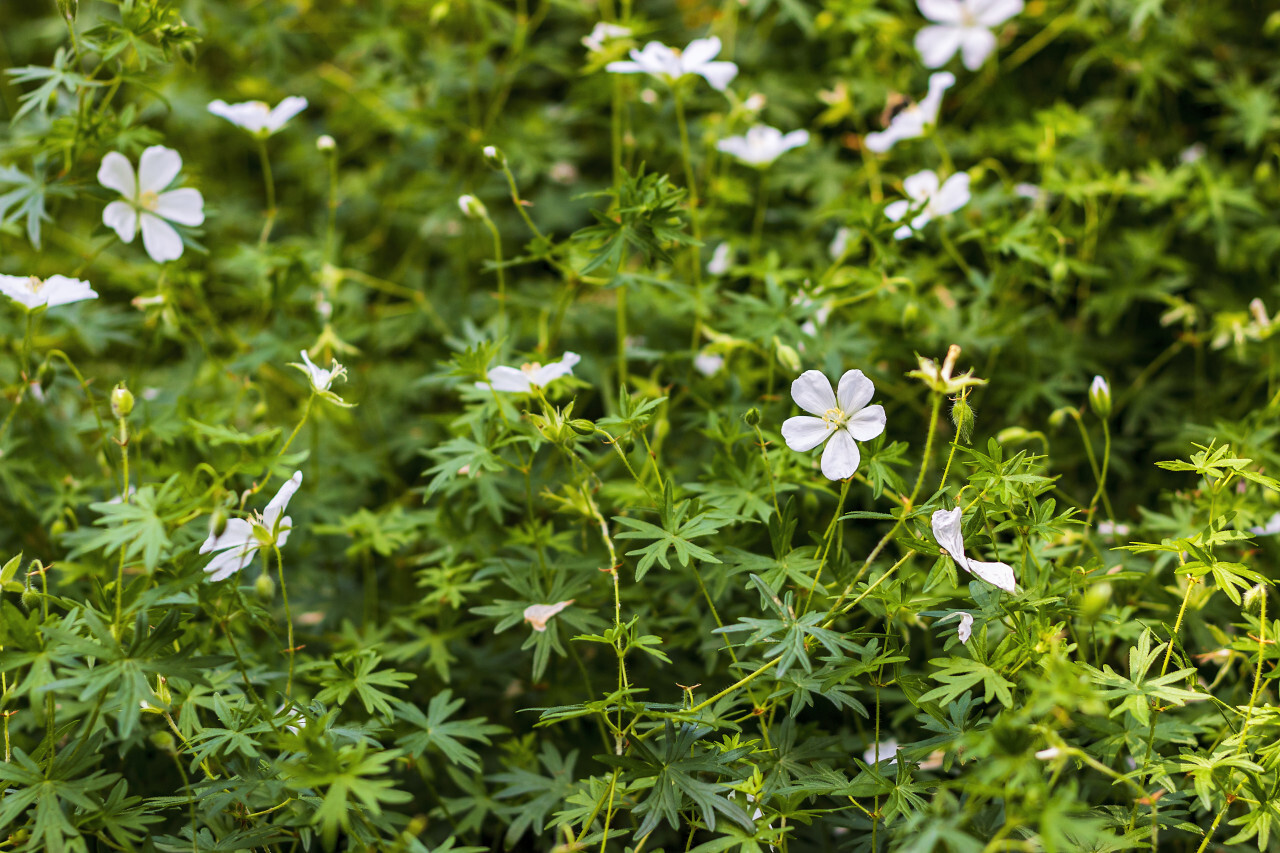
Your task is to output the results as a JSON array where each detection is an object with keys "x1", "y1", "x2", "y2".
[
  {"x1": 569, "y1": 419, "x2": 596, "y2": 436},
  {"x1": 1048, "y1": 407, "x2": 1073, "y2": 429},
  {"x1": 457, "y1": 194, "x2": 487, "y2": 219},
  {"x1": 111, "y1": 384, "x2": 134, "y2": 419},
  {"x1": 950, "y1": 395, "x2": 975, "y2": 444},
  {"x1": 1244, "y1": 583, "x2": 1267, "y2": 613},
  {"x1": 316, "y1": 134, "x2": 336, "y2": 152},
  {"x1": 482, "y1": 145, "x2": 506, "y2": 169},
  {"x1": 1088, "y1": 375, "x2": 1111, "y2": 419},
  {"x1": 1080, "y1": 581, "x2": 1112, "y2": 619},
  {"x1": 743, "y1": 407, "x2": 761, "y2": 427},
  {"x1": 774, "y1": 339, "x2": 802, "y2": 374},
  {"x1": 255, "y1": 573, "x2": 276, "y2": 602},
  {"x1": 149, "y1": 731, "x2": 176, "y2": 753},
  {"x1": 997, "y1": 427, "x2": 1032, "y2": 444}
]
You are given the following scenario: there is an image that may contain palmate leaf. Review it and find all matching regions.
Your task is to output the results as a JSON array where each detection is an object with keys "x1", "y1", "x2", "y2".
[
  {"x1": 283, "y1": 743, "x2": 412, "y2": 850},
  {"x1": 72, "y1": 477, "x2": 187, "y2": 572},
  {"x1": 394, "y1": 691, "x2": 506, "y2": 771},
  {"x1": 311, "y1": 650, "x2": 416, "y2": 719},
  {"x1": 614, "y1": 480, "x2": 734, "y2": 580},
  {"x1": 918, "y1": 657, "x2": 1015, "y2": 708},
  {"x1": 489, "y1": 742, "x2": 580, "y2": 845},
  {"x1": 571, "y1": 165, "x2": 696, "y2": 275},
  {"x1": 5, "y1": 47, "x2": 101, "y2": 122},
  {"x1": 0, "y1": 163, "x2": 72, "y2": 248}
]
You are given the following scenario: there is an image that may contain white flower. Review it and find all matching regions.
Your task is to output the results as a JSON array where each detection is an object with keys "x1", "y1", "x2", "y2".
[
  {"x1": 694, "y1": 352, "x2": 725, "y2": 377},
  {"x1": 1180, "y1": 143, "x2": 1206, "y2": 165},
  {"x1": 940, "y1": 611, "x2": 974, "y2": 643},
  {"x1": 781, "y1": 369, "x2": 887, "y2": 481},
  {"x1": 915, "y1": 0, "x2": 1024, "y2": 71},
  {"x1": 99, "y1": 147, "x2": 205, "y2": 263},
  {"x1": 207, "y1": 96, "x2": 308, "y2": 136},
  {"x1": 316, "y1": 134, "x2": 336, "y2": 152},
  {"x1": 294, "y1": 349, "x2": 346, "y2": 393},
  {"x1": 1097, "y1": 520, "x2": 1131, "y2": 538},
  {"x1": 716, "y1": 125, "x2": 809, "y2": 167},
  {"x1": 200, "y1": 472, "x2": 302, "y2": 582},
  {"x1": 606, "y1": 36, "x2": 738, "y2": 91},
  {"x1": 583, "y1": 22, "x2": 632, "y2": 53},
  {"x1": 480, "y1": 352, "x2": 581, "y2": 394},
  {"x1": 863, "y1": 739, "x2": 899, "y2": 765},
  {"x1": 1250, "y1": 512, "x2": 1280, "y2": 537},
  {"x1": 884, "y1": 170, "x2": 970, "y2": 240},
  {"x1": 524, "y1": 600, "x2": 573, "y2": 631},
  {"x1": 865, "y1": 72, "x2": 954, "y2": 153},
  {"x1": 930, "y1": 507, "x2": 1016, "y2": 592},
  {"x1": 1013, "y1": 182, "x2": 1042, "y2": 201},
  {"x1": 458, "y1": 194, "x2": 487, "y2": 219},
  {"x1": 708, "y1": 242, "x2": 732, "y2": 275},
  {"x1": 829, "y1": 227, "x2": 852, "y2": 259},
  {"x1": 1035, "y1": 746, "x2": 1062, "y2": 760},
  {"x1": 0, "y1": 274, "x2": 97, "y2": 311}
]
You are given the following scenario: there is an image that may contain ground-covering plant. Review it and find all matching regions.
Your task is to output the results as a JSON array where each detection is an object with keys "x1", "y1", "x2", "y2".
[{"x1": 3, "y1": 0, "x2": 1280, "y2": 849}]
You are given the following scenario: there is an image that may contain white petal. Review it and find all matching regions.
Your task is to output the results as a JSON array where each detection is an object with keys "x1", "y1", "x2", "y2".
[
  {"x1": 204, "y1": 543, "x2": 259, "y2": 581},
  {"x1": 605, "y1": 60, "x2": 644, "y2": 75},
  {"x1": 152, "y1": 188, "x2": 204, "y2": 226},
  {"x1": 863, "y1": 738, "x2": 899, "y2": 765},
  {"x1": 486, "y1": 366, "x2": 533, "y2": 393},
  {"x1": 903, "y1": 169, "x2": 941, "y2": 201},
  {"x1": 682, "y1": 37, "x2": 722, "y2": 66},
  {"x1": 957, "y1": 612, "x2": 974, "y2": 643},
  {"x1": 0, "y1": 275, "x2": 40, "y2": 309},
  {"x1": 933, "y1": 173, "x2": 972, "y2": 215},
  {"x1": 865, "y1": 116, "x2": 922, "y2": 153},
  {"x1": 919, "y1": 71, "x2": 956, "y2": 123},
  {"x1": 140, "y1": 213, "x2": 184, "y2": 263},
  {"x1": 894, "y1": 224, "x2": 915, "y2": 240},
  {"x1": 917, "y1": 0, "x2": 965, "y2": 23},
  {"x1": 200, "y1": 518, "x2": 255, "y2": 554},
  {"x1": 531, "y1": 351, "x2": 581, "y2": 386},
  {"x1": 915, "y1": 25, "x2": 965, "y2": 68},
  {"x1": 275, "y1": 518, "x2": 293, "y2": 549},
  {"x1": 845, "y1": 405, "x2": 887, "y2": 441},
  {"x1": 209, "y1": 100, "x2": 270, "y2": 132},
  {"x1": 820, "y1": 429, "x2": 860, "y2": 480},
  {"x1": 263, "y1": 472, "x2": 303, "y2": 530},
  {"x1": 98, "y1": 152, "x2": 137, "y2": 198},
  {"x1": 959, "y1": 27, "x2": 997, "y2": 70},
  {"x1": 698, "y1": 61, "x2": 739, "y2": 91},
  {"x1": 138, "y1": 146, "x2": 183, "y2": 194},
  {"x1": 967, "y1": 559, "x2": 1016, "y2": 593},
  {"x1": 266, "y1": 96, "x2": 308, "y2": 133},
  {"x1": 782, "y1": 416, "x2": 834, "y2": 452},
  {"x1": 41, "y1": 276, "x2": 97, "y2": 308},
  {"x1": 930, "y1": 507, "x2": 969, "y2": 570},
  {"x1": 972, "y1": 0, "x2": 1024, "y2": 27},
  {"x1": 524, "y1": 599, "x2": 574, "y2": 631},
  {"x1": 103, "y1": 201, "x2": 138, "y2": 242},
  {"x1": 790, "y1": 370, "x2": 837, "y2": 416},
  {"x1": 836, "y1": 369, "x2": 875, "y2": 413},
  {"x1": 884, "y1": 199, "x2": 911, "y2": 222}
]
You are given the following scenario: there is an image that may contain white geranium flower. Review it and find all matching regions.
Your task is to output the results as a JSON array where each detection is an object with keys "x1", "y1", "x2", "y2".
[
  {"x1": 293, "y1": 349, "x2": 346, "y2": 392},
  {"x1": 524, "y1": 600, "x2": 573, "y2": 631},
  {"x1": 884, "y1": 170, "x2": 970, "y2": 240},
  {"x1": 940, "y1": 611, "x2": 974, "y2": 643},
  {"x1": 207, "y1": 96, "x2": 308, "y2": 137},
  {"x1": 606, "y1": 36, "x2": 738, "y2": 91},
  {"x1": 1249, "y1": 512, "x2": 1280, "y2": 537},
  {"x1": 200, "y1": 472, "x2": 302, "y2": 582},
  {"x1": 99, "y1": 147, "x2": 205, "y2": 263},
  {"x1": 479, "y1": 352, "x2": 581, "y2": 394},
  {"x1": 583, "y1": 22, "x2": 632, "y2": 53},
  {"x1": 708, "y1": 242, "x2": 732, "y2": 275},
  {"x1": 716, "y1": 125, "x2": 809, "y2": 167},
  {"x1": 863, "y1": 739, "x2": 899, "y2": 765},
  {"x1": 781, "y1": 369, "x2": 887, "y2": 481},
  {"x1": 930, "y1": 507, "x2": 1016, "y2": 592},
  {"x1": 0, "y1": 275, "x2": 97, "y2": 311},
  {"x1": 915, "y1": 0, "x2": 1024, "y2": 71},
  {"x1": 693, "y1": 352, "x2": 725, "y2": 377},
  {"x1": 865, "y1": 72, "x2": 954, "y2": 153}
]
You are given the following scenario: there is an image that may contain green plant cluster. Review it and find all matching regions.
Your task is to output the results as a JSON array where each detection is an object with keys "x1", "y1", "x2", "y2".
[{"x1": 2, "y1": 0, "x2": 1280, "y2": 850}]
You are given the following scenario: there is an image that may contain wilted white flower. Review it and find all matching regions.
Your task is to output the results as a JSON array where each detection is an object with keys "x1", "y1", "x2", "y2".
[
  {"x1": 207, "y1": 96, "x2": 308, "y2": 136},
  {"x1": 292, "y1": 349, "x2": 347, "y2": 393},
  {"x1": 708, "y1": 242, "x2": 732, "y2": 275},
  {"x1": 716, "y1": 125, "x2": 810, "y2": 167},
  {"x1": 781, "y1": 369, "x2": 887, "y2": 481},
  {"x1": 0, "y1": 274, "x2": 97, "y2": 311},
  {"x1": 693, "y1": 352, "x2": 725, "y2": 377},
  {"x1": 1180, "y1": 143, "x2": 1206, "y2": 165},
  {"x1": 549, "y1": 161, "x2": 579, "y2": 184},
  {"x1": 865, "y1": 72, "x2": 954, "y2": 153},
  {"x1": 941, "y1": 611, "x2": 975, "y2": 643},
  {"x1": 915, "y1": 0, "x2": 1024, "y2": 71},
  {"x1": 863, "y1": 739, "x2": 899, "y2": 765},
  {"x1": 884, "y1": 170, "x2": 970, "y2": 240},
  {"x1": 829, "y1": 227, "x2": 852, "y2": 259},
  {"x1": 200, "y1": 472, "x2": 303, "y2": 582},
  {"x1": 907, "y1": 344, "x2": 987, "y2": 394},
  {"x1": 930, "y1": 507, "x2": 1016, "y2": 592},
  {"x1": 582, "y1": 22, "x2": 632, "y2": 53},
  {"x1": 606, "y1": 36, "x2": 738, "y2": 91},
  {"x1": 524, "y1": 600, "x2": 573, "y2": 631},
  {"x1": 99, "y1": 147, "x2": 205, "y2": 263},
  {"x1": 480, "y1": 352, "x2": 581, "y2": 394},
  {"x1": 1249, "y1": 512, "x2": 1280, "y2": 537}
]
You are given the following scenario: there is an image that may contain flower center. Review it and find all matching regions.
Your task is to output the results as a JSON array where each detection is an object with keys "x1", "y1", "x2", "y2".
[
  {"x1": 139, "y1": 190, "x2": 160, "y2": 211},
  {"x1": 960, "y1": 8, "x2": 977, "y2": 26},
  {"x1": 27, "y1": 275, "x2": 43, "y2": 293},
  {"x1": 822, "y1": 407, "x2": 848, "y2": 428},
  {"x1": 520, "y1": 362, "x2": 543, "y2": 375}
]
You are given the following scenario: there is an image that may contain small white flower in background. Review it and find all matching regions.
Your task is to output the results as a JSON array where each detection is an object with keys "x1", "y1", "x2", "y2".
[
  {"x1": 781, "y1": 369, "x2": 887, "y2": 481},
  {"x1": 693, "y1": 352, "x2": 725, "y2": 377},
  {"x1": 1250, "y1": 298, "x2": 1271, "y2": 328},
  {"x1": 549, "y1": 161, "x2": 579, "y2": 184},
  {"x1": 793, "y1": 291, "x2": 833, "y2": 339},
  {"x1": 1097, "y1": 520, "x2": 1131, "y2": 538},
  {"x1": 479, "y1": 352, "x2": 581, "y2": 394},
  {"x1": 606, "y1": 36, "x2": 738, "y2": 91},
  {"x1": 290, "y1": 350, "x2": 353, "y2": 406},
  {"x1": 457, "y1": 194, "x2": 487, "y2": 219},
  {"x1": 278, "y1": 703, "x2": 308, "y2": 735},
  {"x1": 1013, "y1": 182, "x2": 1042, "y2": 201},
  {"x1": 99, "y1": 146, "x2": 205, "y2": 263},
  {"x1": 829, "y1": 227, "x2": 852, "y2": 259},
  {"x1": 207, "y1": 96, "x2": 308, "y2": 137},
  {"x1": 1180, "y1": 143, "x2": 1206, "y2": 165},
  {"x1": 708, "y1": 242, "x2": 733, "y2": 275},
  {"x1": 716, "y1": 125, "x2": 810, "y2": 167},
  {"x1": 0, "y1": 274, "x2": 97, "y2": 311},
  {"x1": 915, "y1": 0, "x2": 1024, "y2": 71},
  {"x1": 582, "y1": 22, "x2": 632, "y2": 53},
  {"x1": 316, "y1": 134, "x2": 336, "y2": 152},
  {"x1": 865, "y1": 72, "x2": 954, "y2": 153},
  {"x1": 907, "y1": 344, "x2": 987, "y2": 394},
  {"x1": 930, "y1": 507, "x2": 1016, "y2": 592},
  {"x1": 1035, "y1": 746, "x2": 1062, "y2": 760},
  {"x1": 201, "y1": 472, "x2": 303, "y2": 582},
  {"x1": 884, "y1": 170, "x2": 970, "y2": 240},
  {"x1": 524, "y1": 600, "x2": 573, "y2": 631},
  {"x1": 863, "y1": 739, "x2": 899, "y2": 765},
  {"x1": 1249, "y1": 512, "x2": 1280, "y2": 536}
]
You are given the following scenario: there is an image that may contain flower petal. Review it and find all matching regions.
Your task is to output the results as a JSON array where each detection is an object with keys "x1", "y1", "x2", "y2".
[
  {"x1": 200, "y1": 518, "x2": 255, "y2": 554},
  {"x1": 204, "y1": 543, "x2": 259, "y2": 581},
  {"x1": 845, "y1": 404, "x2": 887, "y2": 441},
  {"x1": 524, "y1": 600, "x2": 574, "y2": 631},
  {"x1": 972, "y1": 0, "x2": 1024, "y2": 27},
  {"x1": 698, "y1": 61, "x2": 738, "y2": 91},
  {"x1": 152, "y1": 188, "x2": 205, "y2": 226},
  {"x1": 790, "y1": 369, "x2": 837, "y2": 416},
  {"x1": 917, "y1": 0, "x2": 965, "y2": 23},
  {"x1": 865, "y1": 116, "x2": 922, "y2": 153},
  {"x1": 967, "y1": 559, "x2": 1017, "y2": 592},
  {"x1": 903, "y1": 169, "x2": 941, "y2": 201},
  {"x1": 140, "y1": 213, "x2": 184, "y2": 263},
  {"x1": 959, "y1": 27, "x2": 997, "y2": 70},
  {"x1": 884, "y1": 199, "x2": 911, "y2": 222},
  {"x1": 98, "y1": 152, "x2": 137, "y2": 197},
  {"x1": 41, "y1": 276, "x2": 98, "y2": 308},
  {"x1": 0, "y1": 275, "x2": 39, "y2": 310},
  {"x1": 957, "y1": 612, "x2": 974, "y2": 643},
  {"x1": 836, "y1": 369, "x2": 875, "y2": 413},
  {"x1": 681, "y1": 36, "x2": 722, "y2": 67},
  {"x1": 782, "y1": 416, "x2": 833, "y2": 452},
  {"x1": 914, "y1": 25, "x2": 964, "y2": 68},
  {"x1": 267, "y1": 96, "x2": 308, "y2": 133},
  {"x1": 820, "y1": 429, "x2": 860, "y2": 480},
  {"x1": 486, "y1": 366, "x2": 533, "y2": 393},
  {"x1": 920, "y1": 71, "x2": 956, "y2": 123},
  {"x1": 933, "y1": 173, "x2": 972, "y2": 215},
  {"x1": 532, "y1": 351, "x2": 581, "y2": 386},
  {"x1": 605, "y1": 60, "x2": 644, "y2": 75},
  {"x1": 103, "y1": 201, "x2": 138, "y2": 242},
  {"x1": 138, "y1": 146, "x2": 183, "y2": 194},
  {"x1": 263, "y1": 471, "x2": 303, "y2": 530},
  {"x1": 930, "y1": 507, "x2": 968, "y2": 570}
]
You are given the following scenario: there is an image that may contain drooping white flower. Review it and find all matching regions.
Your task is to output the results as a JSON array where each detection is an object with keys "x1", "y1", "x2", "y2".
[
  {"x1": 693, "y1": 352, "x2": 725, "y2": 377},
  {"x1": 915, "y1": 0, "x2": 1024, "y2": 71},
  {"x1": 582, "y1": 22, "x2": 632, "y2": 53},
  {"x1": 99, "y1": 147, "x2": 205, "y2": 263},
  {"x1": 524, "y1": 600, "x2": 573, "y2": 631},
  {"x1": 907, "y1": 345, "x2": 986, "y2": 394},
  {"x1": 781, "y1": 369, "x2": 887, "y2": 481},
  {"x1": 884, "y1": 170, "x2": 970, "y2": 240},
  {"x1": 863, "y1": 739, "x2": 899, "y2": 766},
  {"x1": 207, "y1": 96, "x2": 308, "y2": 137},
  {"x1": 930, "y1": 507, "x2": 1016, "y2": 592},
  {"x1": 0, "y1": 275, "x2": 97, "y2": 311},
  {"x1": 716, "y1": 125, "x2": 809, "y2": 167},
  {"x1": 480, "y1": 352, "x2": 581, "y2": 394},
  {"x1": 708, "y1": 242, "x2": 732, "y2": 275},
  {"x1": 200, "y1": 472, "x2": 302, "y2": 582},
  {"x1": 1035, "y1": 746, "x2": 1062, "y2": 760},
  {"x1": 294, "y1": 350, "x2": 346, "y2": 392},
  {"x1": 606, "y1": 36, "x2": 738, "y2": 91},
  {"x1": 1250, "y1": 512, "x2": 1280, "y2": 537},
  {"x1": 940, "y1": 611, "x2": 975, "y2": 643},
  {"x1": 865, "y1": 72, "x2": 954, "y2": 153}
]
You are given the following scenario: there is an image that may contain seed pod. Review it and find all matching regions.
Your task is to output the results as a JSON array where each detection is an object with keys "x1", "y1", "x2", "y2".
[
  {"x1": 111, "y1": 384, "x2": 135, "y2": 419},
  {"x1": 255, "y1": 573, "x2": 277, "y2": 602}
]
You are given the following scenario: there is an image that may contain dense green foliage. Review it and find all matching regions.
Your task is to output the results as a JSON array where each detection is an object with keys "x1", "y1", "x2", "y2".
[{"x1": 3, "y1": 0, "x2": 1280, "y2": 849}]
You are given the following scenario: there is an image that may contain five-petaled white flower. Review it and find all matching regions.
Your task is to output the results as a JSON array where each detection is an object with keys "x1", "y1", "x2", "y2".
[
  {"x1": 0, "y1": 274, "x2": 97, "y2": 311},
  {"x1": 716, "y1": 125, "x2": 810, "y2": 167},
  {"x1": 480, "y1": 352, "x2": 581, "y2": 394},
  {"x1": 865, "y1": 72, "x2": 954, "y2": 153},
  {"x1": 524, "y1": 600, "x2": 573, "y2": 631},
  {"x1": 208, "y1": 96, "x2": 308, "y2": 137},
  {"x1": 781, "y1": 369, "x2": 887, "y2": 481},
  {"x1": 606, "y1": 36, "x2": 738, "y2": 91},
  {"x1": 99, "y1": 147, "x2": 205, "y2": 263},
  {"x1": 930, "y1": 506, "x2": 1016, "y2": 592},
  {"x1": 885, "y1": 170, "x2": 970, "y2": 240},
  {"x1": 583, "y1": 22, "x2": 632, "y2": 53},
  {"x1": 200, "y1": 472, "x2": 302, "y2": 582},
  {"x1": 294, "y1": 350, "x2": 346, "y2": 393},
  {"x1": 915, "y1": 0, "x2": 1024, "y2": 71}
]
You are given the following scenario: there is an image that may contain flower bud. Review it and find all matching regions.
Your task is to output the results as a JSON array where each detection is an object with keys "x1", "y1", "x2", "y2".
[
  {"x1": 773, "y1": 338, "x2": 801, "y2": 374},
  {"x1": 149, "y1": 731, "x2": 177, "y2": 753},
  {"x1": 1244, "y1": 583, "x2": 1267, "y2": 613},
  {"x1": 209, "y1": 507, "x2": 229, "y2": 539},
  {"x1": 111, "y1": 384, "x2": 134, "y2": 419},
  {"x1": 1088, "y1": 375, "x2": 1111, "y2": 419},
  {"x1": 568, "y1": 419, "x2": 596, "y2": 436},
  {"x1": 1080, "y1": 581, "x2": 1112, "y2": 619},
  {"x1": 255, "y1": 573, "x2": 277, "y2": 602},
  {"x1": 950, "y1": 395, "x2": 975, "y2": 444},
  {"x1": 997, "y1": 426, "x2": 1033, "y2": 444},
  {"x1": 482, "y1": 145, "x2": 506, "y2": 170},
  {"x1": 742, "y1": 407, "x2": 761, "y2": 427},
  {"x1": 316, "y1": 134, "x2": 336, "y2": 152},
  {"x1": 1048, "y1": 407, "x2": 1073, "y2": 429},
  {"x1": 20, "y1": 584, "x2": 39, "y2": 611},
  {"x1": 458, "y1": 194, "x2": 487, "y2": 219}
]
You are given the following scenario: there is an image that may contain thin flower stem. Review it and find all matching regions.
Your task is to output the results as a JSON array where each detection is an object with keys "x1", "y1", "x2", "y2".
[
  {"x1": 801, "y1": 479, "x2": 850, "y2": 614},
  {"x1": 750, "y1": 168, "x2": 770, "y2": 267},
  {"x1": 751, "y1": 424, "x2": 782, "y2": 521},
  {"x1": 616, "y1": 285, "x2": 628, "y2": 389},
  {"x1": 1087, "y1": 418, "x2": 1115, "y2": 521},
  {"x1": 672, "y1": 89, "x2": 705, "y2": 348},
  {"x1": 256, "y1": 138, "x2": 277, "y2": 245},
  {"x1": 272, "y1": 543, "x2": 295, "y2": 697},
  {"x1": 482, "y1": 214, "x2": 507, "y2": 329},
  {"x1": 685, "y1": 656, "x2": 780, "y2": 716},
  {"x1": 323, "y1": 146, "x2": 339, "y2": 264},
  {"x1": 112, "y1": 413, "x2": 130, "y2": 639},
  {"x1": 1160, "y1": 567, "x2": 1194, "y2": 677}
]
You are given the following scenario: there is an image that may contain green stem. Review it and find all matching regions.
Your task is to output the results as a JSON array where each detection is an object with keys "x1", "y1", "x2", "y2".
[
  {"x1": 323, "y1": 145, "x2": 338, "y2": 263},
  {"x1": 672, "y1": 89, "x2": 705, "y2": 348},
  {"x1": 482, "y1": 214, "x2": 506, "y2": 329},
  {"x1": 256, "y1": 139, "x2": 277, "y2": 245},
  {"x1": 112, "y1": 415, "x2": 130, "y2": 639},
  {"x1": 1088, "y1": 418, "x2": 1114, "y2": 521},
  {"x1": 273, "y1": 543, "x2": 295, "y2": 697},
  {"x1": 616, "y1": 285, "x2": 628, "y2": 389},
  {"x1": 750, "y1": 168, "x2": 770, "y2": 267}
]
